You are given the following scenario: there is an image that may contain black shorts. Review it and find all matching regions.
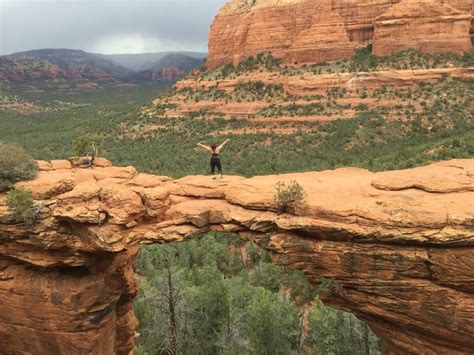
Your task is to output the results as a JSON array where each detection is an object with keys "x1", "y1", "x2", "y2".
[{"x1": 210, "y1": 157, "x2": 222, "y2": 173}]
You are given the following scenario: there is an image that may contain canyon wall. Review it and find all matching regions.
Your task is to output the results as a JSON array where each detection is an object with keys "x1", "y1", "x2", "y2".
[
  {"x1": 0, "y1": 158, "x2": 473, "y2": 354},
  {"x1": 207, "y1": 0, "x2": 473, "y2": 68},
  {"x1": 372, "y1": 0, "x2": 473, "y2": 56}
]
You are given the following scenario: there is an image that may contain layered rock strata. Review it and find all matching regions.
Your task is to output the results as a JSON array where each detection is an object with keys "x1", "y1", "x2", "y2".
[
  {"x1": 373, "y1": 0, "x2": 473, "y2": 56},
  {"x1": 146, "y1": 67, "x2": 473, "y2": 121},
  {"x1": 0, "y1": 159, "x2": 473, "y2": 354},
  {"x1": 207, "y1": 0, "x2": 473, "y2": 68}
]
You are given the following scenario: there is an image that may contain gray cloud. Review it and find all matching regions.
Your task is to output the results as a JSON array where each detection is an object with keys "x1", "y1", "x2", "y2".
[{"x1": 0, "y1": 0, "x2": 227, "y2": 55}]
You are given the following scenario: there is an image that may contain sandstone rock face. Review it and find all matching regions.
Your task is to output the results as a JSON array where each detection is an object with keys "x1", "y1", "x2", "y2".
[
  {"x1": 373, "y1": 0, "x2": 473, "y2": 56},
  {"x1": 332, "y1": 0, "x2": 400, "y2": 45},
  {"x1": 207, "y1": 0, "x2": 473, "y2": 68},
  {"x1": 208, "y1": 0, "x2": 355, "y2": 68},
  {"x1": 1, "y1": 158, "x2": 473, "y2": 354}
]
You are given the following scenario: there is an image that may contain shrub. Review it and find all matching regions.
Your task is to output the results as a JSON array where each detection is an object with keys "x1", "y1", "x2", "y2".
[
  {"x1": 273, "y1": 180, "x2": 306, "y2": 214},
  {"x1": 73, "y1": 133, "x2": 103, "y2": 157},
  {"x1": 72, "y1": 133, "x2": 104, "y2": 168},
  {"x1": 72, "y1": 135, "x2": 89, "y2": 157},
  {"x1": 0, "y1": 180, "x2": 11, "y2": 192},
  {"x1": 220, "y1": 63, "x2": 234, "y2": 77},
  {"x1": 0, "y1": 142, "x2": 37, "y2": 192},
  {"x1": 317, "y1": 277, "x2": 343, "y2": 296},
  {"x1": 6, "y1": 188, "x2": 37, "y2": 224}
]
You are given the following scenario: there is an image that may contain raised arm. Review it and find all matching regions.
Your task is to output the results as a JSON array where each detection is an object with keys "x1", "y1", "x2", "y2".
[
  {"x1": 197, "y1": 142, "x2": 213, "y2": 153},
  {"x1": 216, "y1": 139, "x2": 230, "y2": 153}
]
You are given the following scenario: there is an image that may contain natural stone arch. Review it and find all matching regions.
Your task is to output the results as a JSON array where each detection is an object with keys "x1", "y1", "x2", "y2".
[{"x1": 0, "y1": 158, "x2": 473, "y2": 354}]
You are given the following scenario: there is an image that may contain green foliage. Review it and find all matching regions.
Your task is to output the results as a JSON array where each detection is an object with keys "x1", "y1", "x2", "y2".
[
  {"x1": 309, "y1": 299, "x2": 380, "y2": 355},
  {"x1": 72, "y1": 132, "x2": 104, "y2": 157},
  {"x1": 134, "y1": 234, "x2": 306, "y2": 354},
  {"x1": 0, "y1": 180, "x2": 12, "y2": 193},
  {"x1": 6, "y1": 188, "x2": 37, "y2": 224},
  {"x1": 3, "y1": 81, "x2": 471, "y2": 178},
  {"x1": 221, "y1": 63, "x2": 235, "y2": 77},
  {"x1": 152, "y1": 102, "x2": 178, "y2": 116},
  {"x1": 72, "y1": 135, "x2": 89, "y2": 157},
  {"x1": 0, "y1": 85, "x2": 169, "y2": 162},
  {"x1": 235, "y1": 81, "x2": 285, "y2": 101},
  {"x1": 189, "y1": 48, "x2": 473, "y2": 83},
  {"x1": 198, "y1": 52, "x2": 283, "y2": 79},
  {"x1": 317, "y1": 277, "x2": 343, "y2": 296},
  {"x1": 260, "y1": 101, "x2": 325, "y2": 117},
  {"x1": 244, "y1": 287, "x2": 300, "y2": 354},
  {"x1": 350, "y1": 46, "x2": 378, "y2": 72},
  {"x1": 0, "y1": 141, "x2": 37, "y2": 192},
  {"x1": 273, "y1": 180, "x2": 306, "y2": 214},
  {"x1": 134, "y1": 234, "x2": 380, "y2": 354},
  {"x1": 1, "y1": 58, "x2": 472, "y2": 180}
]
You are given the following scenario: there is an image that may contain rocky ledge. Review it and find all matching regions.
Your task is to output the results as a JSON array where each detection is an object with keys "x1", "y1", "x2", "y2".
[{"x1": 0, "y1": 158, "x2": 473, "y2": 354}]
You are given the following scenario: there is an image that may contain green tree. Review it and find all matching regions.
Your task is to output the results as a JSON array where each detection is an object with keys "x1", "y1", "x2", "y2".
[
  {"x1": 273, "y1": 180, "x2": 306, "y2": 214},
  {"x1": 308, "y1": 299, "x2": 380, "y2": 355},
  {"x1": 0, "y1": 142, "x2": 37, "y2": 192},
  {"x1": 6, "y1": 188, "x2": 37, "y2": 224},
  {"x1": 245, "y1": 287, "x2": 300, "y2": 354}
]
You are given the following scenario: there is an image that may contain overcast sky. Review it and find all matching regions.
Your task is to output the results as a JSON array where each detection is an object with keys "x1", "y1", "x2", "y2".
[{"x1": 0, "y1": 0, "x2": 227, "y2": 55}]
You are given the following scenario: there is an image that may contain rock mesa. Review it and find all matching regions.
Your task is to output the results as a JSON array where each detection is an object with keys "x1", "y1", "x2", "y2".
[
  {"x1": 0, "y1": 159, "x2": 473, "y2": 354},
  {"x1": 207, "y1": 0, "x2": 473, "y2": 68}
]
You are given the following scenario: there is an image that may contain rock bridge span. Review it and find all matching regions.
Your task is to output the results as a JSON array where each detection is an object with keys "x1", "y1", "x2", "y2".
[{"x1": 0, "y1": 158, "x2": 473, "y2": 354}]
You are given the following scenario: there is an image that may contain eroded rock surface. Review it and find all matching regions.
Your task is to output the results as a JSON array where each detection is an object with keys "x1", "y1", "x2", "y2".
[
  {"x1": 207, "y1": 0, "x2": 473, "y2": 68},
  {"x1": 1, "y1": 159, "x2": 473, "y2": 354},
  {"x1": 373, "y1": 0, "x2": 473, "y2": 56}
]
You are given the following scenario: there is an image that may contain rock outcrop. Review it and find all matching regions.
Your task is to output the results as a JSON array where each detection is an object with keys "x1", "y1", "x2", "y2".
[
  {"x1": 208, "y1": 0, "x2": 356, "y2": 68},
  {"x1": 1, "y1": 159, "x2": 473, "y2": 354},
  {"x1": 373, "y1": 0, "x2": 473, "y2": 56},
  {"x1": 206, "y1": 0, "x2": 473, "y2": 68}
]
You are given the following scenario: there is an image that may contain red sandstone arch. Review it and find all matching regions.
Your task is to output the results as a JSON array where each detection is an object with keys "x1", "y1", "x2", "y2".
[{"x1": 0, "y1": 158, "x2": 473, "y2": 354}]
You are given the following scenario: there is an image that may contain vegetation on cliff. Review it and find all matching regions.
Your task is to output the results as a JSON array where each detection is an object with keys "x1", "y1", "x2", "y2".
[
  {"x1": 5, "y1": 188, "x2": 37, "y2": 224},
  {"x1": 274, "y1": 180, "x2": 306, "y2": 214},
  {"x1": 0, "y1": 141, "x2": 37, "y2": 192},
  {"x1": 197, "y1": 50, "x2": 473, "y2": 79}
]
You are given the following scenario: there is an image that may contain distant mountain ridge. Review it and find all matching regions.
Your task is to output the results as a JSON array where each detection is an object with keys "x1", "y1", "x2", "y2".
[
  {"x1": 104, "y1": 51, "x2": 207, "y2": 71},
  {"x1": 0, "y1": 49, "x2": 207, "y2": 90},
  {"x1": 131, "y1": 53, "x2": 205, "y2": 82},
  {"x1": 8, "y1": 48, "x2": 132, "y2": 78},
  {"x1": 147, "y1": 53, "x2": 204, "y2": 72}
]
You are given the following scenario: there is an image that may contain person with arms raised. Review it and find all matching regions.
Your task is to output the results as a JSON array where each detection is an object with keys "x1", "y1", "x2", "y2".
[{"x1": 197, "y1": 139, "x2": 230, "y2": 179}]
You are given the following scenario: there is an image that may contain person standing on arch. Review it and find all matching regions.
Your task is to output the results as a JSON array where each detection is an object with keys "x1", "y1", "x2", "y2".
[{"x1": 196, "y1": 138, "x2": 230, "y2": 179}]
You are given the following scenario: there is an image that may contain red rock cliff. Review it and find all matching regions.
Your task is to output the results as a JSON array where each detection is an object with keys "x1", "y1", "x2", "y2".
[
  {"x1": 373, "y1": 0, "x2": 473, "y2": 56},
  {"x1": 206, "y1": 0, "x2": 473, "y2": 68},
  {"x1": 0, "y1": 159, "x2": 473, "y2": 354}
]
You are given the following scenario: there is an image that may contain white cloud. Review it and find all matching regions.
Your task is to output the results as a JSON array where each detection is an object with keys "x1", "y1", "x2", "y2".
[
  {"x1": 0, "y1": 0, "x2": 227, "y2": 54},
  {"x1": 88, "y1": 33, "x2": 163, "y2": 54}
]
